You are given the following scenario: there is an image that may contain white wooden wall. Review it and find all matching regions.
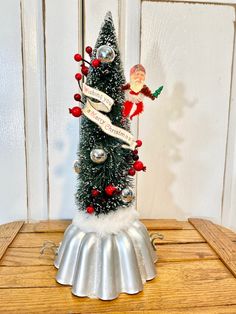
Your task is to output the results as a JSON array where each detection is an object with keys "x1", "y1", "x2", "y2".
[
  {"x1": 0, "y1": 1, "x2": 27, "y2": 223},
  {"x1": 1, "y1": 0, "x2": 236, "y2": 231}
]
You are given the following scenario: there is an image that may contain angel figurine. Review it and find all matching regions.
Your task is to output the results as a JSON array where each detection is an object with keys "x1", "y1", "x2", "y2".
[{"x1": 122, "y1": 64, "x2": 163, "y2": 120}]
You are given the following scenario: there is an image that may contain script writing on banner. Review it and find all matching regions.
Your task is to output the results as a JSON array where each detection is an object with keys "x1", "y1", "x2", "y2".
[
  {"x1": 82, "y1": 100, "x2": 136, "y2": 150},
  {"x1": 83, "y1": 83, "x2": 114, "y2": 112}
]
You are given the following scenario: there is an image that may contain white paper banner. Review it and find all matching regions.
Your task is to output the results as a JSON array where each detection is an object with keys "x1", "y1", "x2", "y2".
[
  {"x1": 82, "y1": 100, "x2": 136, "y2": 150},
  {"x1": 83, "y1": 83, "x2": 114, "y2": 113}
]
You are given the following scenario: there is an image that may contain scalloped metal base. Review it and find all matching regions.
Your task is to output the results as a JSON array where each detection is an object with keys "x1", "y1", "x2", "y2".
[{"x1": 54, "y1": 219, "x2": 157, "y2": 300}]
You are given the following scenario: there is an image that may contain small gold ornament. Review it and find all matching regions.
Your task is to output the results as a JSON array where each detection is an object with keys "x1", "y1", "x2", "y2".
[{"x1": 73, "y1": 160, "x2": 81, "y2": 173}]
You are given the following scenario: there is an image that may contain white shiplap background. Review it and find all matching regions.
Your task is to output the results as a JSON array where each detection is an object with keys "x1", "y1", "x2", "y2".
[{"x1": 1, "y1": 0, "x2": 236, "y2": 231}]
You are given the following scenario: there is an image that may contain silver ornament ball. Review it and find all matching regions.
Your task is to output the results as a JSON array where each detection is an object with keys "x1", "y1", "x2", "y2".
[
  {"x1": 73, "y1": 160, "x2": 81, "y2": 173},
  {"x1": 121, "y1": 187, "x2": 134, "y2": 203},
  {"x1": 73, "y1": 160, "x2": 81, "y2": 174},
  {"x1": 96, "y1": 45, "x2": 115, "y2": 63},
  {"x1": 90, "y1": 148, "x2": 108, "y2": 164}
]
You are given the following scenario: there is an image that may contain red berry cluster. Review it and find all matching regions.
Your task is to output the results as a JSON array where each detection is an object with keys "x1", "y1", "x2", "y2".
[
  {"x1": 74, "y1": 46, "x2": 101, "y2": 75},
  {"x1": 69, "y1": 87, "x2": 83, "y2": 117},
  {"x1": 128, "y1": 140, "x2": 146, "y2": 176},
  {"x1": 86, "y1": 184, "x2": 119, "y2": 214},
  {"x1": 69, "y1": 46, "x2": 103, "y2": 119}
]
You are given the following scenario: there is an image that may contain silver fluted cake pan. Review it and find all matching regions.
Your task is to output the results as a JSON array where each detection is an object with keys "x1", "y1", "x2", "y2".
[{"x1": 54, "y1": 219, "x2": 157, "y2": 300}]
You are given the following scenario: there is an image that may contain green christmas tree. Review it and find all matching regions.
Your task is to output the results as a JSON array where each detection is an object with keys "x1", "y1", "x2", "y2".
[
  {"x1": 55, "y1": 12, "x2": 157, "y2": 300},
  {"x1": 75, "y1": 12, "x2": 135, "y2": 215}
]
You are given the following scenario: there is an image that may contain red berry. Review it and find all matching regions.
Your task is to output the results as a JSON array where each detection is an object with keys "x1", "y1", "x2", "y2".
[
  {"x1": 133, "y1": 160, "x2": 145, "y2": 171},
  {"x1": 136, "y1": 140, "x2": 142, "y2": 148},
  {"x1": 133, "y1": 149, "x2": 138, "y2": 155},
  {"x1": 81, "y1": 64, "x2": 89, "y2": 76},
  {"x1": 69, "y1": 106, "x2": 82, "y2": 117},
  {"x1": 74, "y1": 53, "x2": 82, "y2": 62},
  {"x1": 128, "y1": 168, "x2": 136, "y2": 176},
  {"x1": 74, "y1": 93, "x2": 81, "y2": 101},
  {"x1": 105, "y1": 184, "x2": 117, "y2": 196},
  {"x1": 91, "y1": 189, "x2": 100, "y2": 197},
  {"x1": 75, "y1": 73, "x2": 82, "y2": 81},
  {"x1": 86, "y1": 205, "x2": 94, "y2": 214},
  {"x1": 133, "y1": 155, "x2": 139, "y2": 161},
  {"x1": 92, "y1": 59, "x2": 101, "y2": 68},
  {"x1": 85, "y1": 46, "x2": 92, "y2": 54}
]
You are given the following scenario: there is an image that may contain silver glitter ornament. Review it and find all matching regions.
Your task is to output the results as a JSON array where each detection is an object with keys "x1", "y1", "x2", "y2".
[
  {"x1": 121, "y1": 187, "x2": 134, "y2": 203},
  {"x1": 73, "y1": 160, "x2": 81, "y2": 173},
  {"x1": 90, "y1": 147, "x2": 107, "y2": 164},
  {"x1": 96, "y1": 45, "x2": 115, "y2": 63}
]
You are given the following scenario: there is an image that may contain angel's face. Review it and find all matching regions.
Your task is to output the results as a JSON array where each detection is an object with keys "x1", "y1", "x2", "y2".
[
  {"x1": 131, "y1": 70, "x2": 145, "y2": 84},
  {"x1": 130, "y1": 70, "x2": 145, "y2": 93}
]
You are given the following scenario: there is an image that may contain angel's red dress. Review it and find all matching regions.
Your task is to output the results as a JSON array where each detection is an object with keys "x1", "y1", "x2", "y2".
[{"x1": 122, "y1": 84, "x2": 155, "y2": 120}]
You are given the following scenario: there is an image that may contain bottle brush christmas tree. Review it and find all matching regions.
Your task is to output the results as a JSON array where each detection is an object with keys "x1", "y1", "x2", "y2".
[{"x1": 54, "y1": 12, "x2": 162, "y2": 300}]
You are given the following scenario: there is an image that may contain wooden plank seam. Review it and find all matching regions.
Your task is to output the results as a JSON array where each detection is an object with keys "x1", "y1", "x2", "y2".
[
  {"x1": 0, "y1": 221, "x2": 24, "y2": 260},
  {"x1": 189, "y1": 218, "x2": 236, "y2": 278}
]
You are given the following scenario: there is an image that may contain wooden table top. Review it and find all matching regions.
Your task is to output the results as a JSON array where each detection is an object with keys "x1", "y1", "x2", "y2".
[{"x1": 0, "y1": 218, "x2": 236, "y2": 313}]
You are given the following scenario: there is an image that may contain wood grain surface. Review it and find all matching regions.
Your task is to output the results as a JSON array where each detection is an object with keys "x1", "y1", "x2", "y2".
[
  {"x1": 189, "y1": 218, "x2": 236, "y2": 278},
  {"x1": 0, "y1": 218, "x2": 236, "y2": 313},
  {"x1": 0, "y1": 221, "x2": 24, "y2": 260}
]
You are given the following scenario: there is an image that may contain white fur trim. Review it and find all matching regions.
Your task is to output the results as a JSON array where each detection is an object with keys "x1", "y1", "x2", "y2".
[
  {"x1": 72, "y1": 207, "x2": 140, "y2": 236},
  {"x1": 125, "y1": 90, "x2": 144, "y2": 103}
]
